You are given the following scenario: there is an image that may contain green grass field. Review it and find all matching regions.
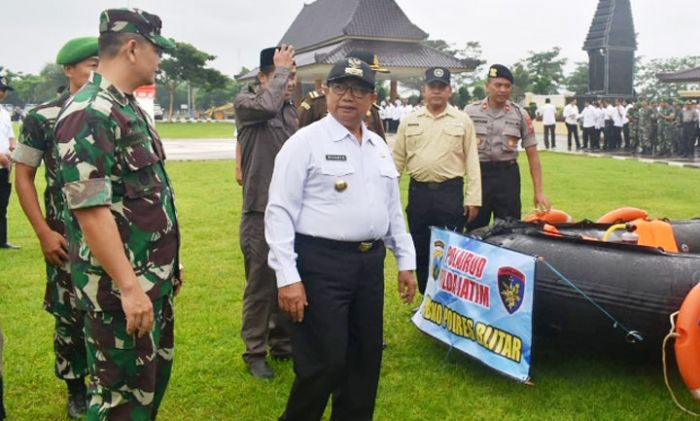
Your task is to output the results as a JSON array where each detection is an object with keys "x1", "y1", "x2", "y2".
[
  {"x1": 13, "y1": 121, "x2": 234, "y2": 139},
  {"x1": 0, "y1": 153, "x2": 698, "y2": 420}
]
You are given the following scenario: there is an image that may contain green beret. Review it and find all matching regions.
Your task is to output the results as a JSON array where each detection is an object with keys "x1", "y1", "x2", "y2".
[{"x1": 56, "y1": 37, "x2": 99, "y2": 65}]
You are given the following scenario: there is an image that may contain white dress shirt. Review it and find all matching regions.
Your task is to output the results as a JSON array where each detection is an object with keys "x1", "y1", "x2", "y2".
[
  {"x1": 613, "y1": 105, "x2": 625, "y2": 127},
  {"x1": 0, "y1": 106, "x2": 14, "y2": 168},
  {"x1": 563, "y1": 104, "x2": 579, "y2": 125},
  {"x1": 581, "y1": 105, "x2": 597, "y2": 128},
  {"x1": 595, "y1": 107, "x2": 605, "y2": 129},
  {"x1": 539, "y1": 103, "x2": 557, "y2": 125},
  {"x1": 265, "y1": 114, "x2": 416, "y2": 288}
]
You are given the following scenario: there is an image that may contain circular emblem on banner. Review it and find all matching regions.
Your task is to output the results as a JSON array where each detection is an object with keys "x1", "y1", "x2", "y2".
[{"x1": 434, "y1": 68, "x2": 444, "y2": 77}]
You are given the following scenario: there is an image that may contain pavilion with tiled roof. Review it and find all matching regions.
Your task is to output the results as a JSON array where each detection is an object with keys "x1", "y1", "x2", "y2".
[
  {"x1": 657, "y1": 66, "x2": 700, "y2": 83},
  {"x1": 239, "y1": 0, "x2": 480, "y2": 101}
]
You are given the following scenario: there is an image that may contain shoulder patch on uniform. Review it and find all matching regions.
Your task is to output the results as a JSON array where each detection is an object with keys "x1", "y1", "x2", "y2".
[
  {"x1": 300, "y1": 102, "x2": 310, "y2": 110},
  {"x1": 309, "y1": 91, "x2": 318, "y2": 99}
]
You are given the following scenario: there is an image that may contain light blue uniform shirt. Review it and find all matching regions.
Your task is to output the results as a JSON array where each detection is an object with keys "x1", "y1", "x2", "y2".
[{"x1": 265, "y1": 114, "x2": 416, "y2": 288}]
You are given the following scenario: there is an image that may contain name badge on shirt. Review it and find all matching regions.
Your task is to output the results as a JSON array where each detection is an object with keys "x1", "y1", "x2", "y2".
[{"x1": 325, "y1": 154, "x2": 347, "y2": 161}]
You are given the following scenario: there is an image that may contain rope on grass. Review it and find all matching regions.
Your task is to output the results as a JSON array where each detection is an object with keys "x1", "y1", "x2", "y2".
[
  {"x1": 539, "y1": 258, "x2": 643, "y2": 343},
  {"x1": 662, "y1": 312, "x2": 700, "y2": 417}
]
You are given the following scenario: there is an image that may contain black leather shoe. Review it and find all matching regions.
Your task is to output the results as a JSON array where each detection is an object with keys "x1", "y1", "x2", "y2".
[
  {"x1": 247, "y1": 359, "x2": 274, "y2": 379},
  {"x1": 0, "y1": 243, "x2": 20, "y2": 249},
  {"x1": 67, "y1": 392, "x2": 87, "y2": 419}
]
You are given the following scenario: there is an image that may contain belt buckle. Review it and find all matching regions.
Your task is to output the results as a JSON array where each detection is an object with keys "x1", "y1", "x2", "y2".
[{"x1": 358, "y1": 241, "x2": 373, "y2": 252}]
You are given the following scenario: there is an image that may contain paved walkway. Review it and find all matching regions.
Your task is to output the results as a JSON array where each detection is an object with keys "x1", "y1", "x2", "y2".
[{"x1": 162, "y1": 135, "x2": 700, "y2": 169}]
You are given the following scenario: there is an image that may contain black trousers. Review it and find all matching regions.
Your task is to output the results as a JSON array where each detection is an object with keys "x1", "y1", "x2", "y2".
[
  {"x1": 623, "y1": 123, "x2": 630, "y2": 149},
  {"x1": 280, "y1": 235, "x2": 385, "y2": 421},
  {"x1": 603, "y1": 121, "x2": 614, "y2": 150},
  {"x1": 406, "y1": 178, "x2": 465, "y2": 294},
  {"x1": 0, "y1": 169, "x2": 11, "y2": 245},
  {"x1": 592, "y1": 128, "x2": 602, "y2": 150},
  {"x1": 566, "y1": 123, "x2": 580, "y2": 149},
  {"x1": 543, "y1": 124, "x2": 555, "y2": 148},
  {"x1": 467, "y1": 162, "x2": 521, "y2": 231},
  {"x1": 682, "y1": 122, "x2": 697, "y2": 156},
  {"x1": 613, "y1": 126, "x2": 622, "y2": 149},
  {"x1": 582, "y1": 126, "x2": 594, "y2": 148}
]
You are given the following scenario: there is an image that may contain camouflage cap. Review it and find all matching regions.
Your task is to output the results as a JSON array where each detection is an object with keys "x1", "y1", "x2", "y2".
[
  {"x1": 56, "y1": 37, "x2": 99, "y2": 65},
  {"x1": 99, "y1": 8, "x2": 176, "y2": 51}
]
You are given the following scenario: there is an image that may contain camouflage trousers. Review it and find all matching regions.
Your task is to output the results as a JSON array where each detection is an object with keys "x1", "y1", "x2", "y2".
[
  {"x1": 85, "y1": 295, "x2": 174, "y2": 421},
  {"x1": 46, "y1": 262, "x2": 87, "y2": 380}
]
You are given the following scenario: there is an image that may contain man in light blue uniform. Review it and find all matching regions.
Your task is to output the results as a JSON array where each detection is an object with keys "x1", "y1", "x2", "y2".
[{"x1": 265, "y1": 58, "x2": 417, "y2": 421}]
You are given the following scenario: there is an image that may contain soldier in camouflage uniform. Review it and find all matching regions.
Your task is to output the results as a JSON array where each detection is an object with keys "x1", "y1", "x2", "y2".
[
  {"x1": 297, "y1": 50, "x2": 388, "y2": 140},
  {"x1": 673, "y1": 101, "x2": 684, "y2": 155},
  {"x1": 626, "y1": 101, "x2": 638, "y2": 152},
  {"x1": 12, "y1": 37, "x2": 99, "y2": 419},
  {"x1": 657, "y1": 99, "x2": 675, "y2": 156},
  {"x1": 54, "y1": 9, "x2": 180, "y2": 420},
  {"x1": 637, "y1": 100, "x2": 651, "y2": 154}
]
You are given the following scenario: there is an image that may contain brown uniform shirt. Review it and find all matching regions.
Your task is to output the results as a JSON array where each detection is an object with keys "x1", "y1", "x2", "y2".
[
  {"x1": 297, "y1": 90, "x2": 386, "y2": 141},
  {"x1": 464, "y1": 98, "x2": 537, "y2": 162},
  {"x1": 234, "y1": 67, "x2": 297, "y2": 213},
  {"x1": 393, "y1": 105, "x2": 481, "y2": 206}
]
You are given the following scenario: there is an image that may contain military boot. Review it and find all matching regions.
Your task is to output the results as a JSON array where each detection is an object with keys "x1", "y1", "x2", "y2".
[{"x1": 66, "y1": 378, "x2": 87, "y2": 419}]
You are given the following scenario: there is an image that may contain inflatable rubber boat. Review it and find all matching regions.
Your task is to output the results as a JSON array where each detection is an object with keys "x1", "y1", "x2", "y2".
[{"x1": 470, "y1": 208, "x2": 700, "y2": 400}]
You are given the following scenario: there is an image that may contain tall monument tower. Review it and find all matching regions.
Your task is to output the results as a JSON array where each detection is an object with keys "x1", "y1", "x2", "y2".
[{"x1": 583, "y1": 0, "x2": 637, "y2": 97}]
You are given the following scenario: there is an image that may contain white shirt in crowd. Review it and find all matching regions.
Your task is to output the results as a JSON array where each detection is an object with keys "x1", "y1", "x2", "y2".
[
  {"x1": 0, "y1": 106, "x2": 14, "y2": 168},
  {"x1": 604, "y1": 104, "x2": 615, "y2": 121},
  {"x1": 264, "y1": 114, "x2": 416, "y2": 287},
  {"x1": 581, "y1": 104, "x2": 597, "y2": 128},
  {"x1": 595, "y1": 107, "x2": 605, "y2": 129},
  {"x1": 613, "y1": 104, "x2": 625, "y2": 127},
  {"x1": 538, "y1": 103, "x2": 557, "y2": 125},
  {"x1": 563, "y1": 103, "x2": 579, "y2": 125}
]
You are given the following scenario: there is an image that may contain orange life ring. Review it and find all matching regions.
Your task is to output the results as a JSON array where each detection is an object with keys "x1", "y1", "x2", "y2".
[
  {"x1": 597, "y1": 207, "x2": 649, "y2": 224},
  {"x1": 675, "y1": 282, "x2": 700, "y2": 400},
  {"x1": 523, "y1": 209, "x2": 573, "y2": 224}
]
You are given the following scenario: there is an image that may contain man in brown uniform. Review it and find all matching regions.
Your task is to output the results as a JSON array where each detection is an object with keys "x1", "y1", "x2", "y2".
[
  {"x1": 465, "y1": 64, "x2": 550, "y2": 231},
  {"x1": 297, "y1": 50, "x2": 388, "y2": 140},
  {"x1": 393, "y1": 67, "x2": 481, "y2": 294},
  {"x1": 234, "y1": 45, "x2": 297, "y2": 379}
]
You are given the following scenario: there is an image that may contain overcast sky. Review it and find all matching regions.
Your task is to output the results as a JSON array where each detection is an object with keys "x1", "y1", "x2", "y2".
[{"x1": 3, "y1": 0, "x2": 698, "y2": 77}]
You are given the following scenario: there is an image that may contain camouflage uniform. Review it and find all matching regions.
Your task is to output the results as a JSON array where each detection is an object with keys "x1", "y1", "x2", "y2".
[
  {"x1": 673, "y1": 104, "x2": 683, "y2": 154},
  {"x1": 55, "y1": 70, "x2": 179, "y2": 420},
  {"x1": 626, "y1": 104, "x2": 638, "y2": 150},
  {"x1": 657, "y1": 104, "x2": 675, "y2": 155},
  {"x1": 12, "y1": 93, "x2": 88, "y2": 381},
  {"x1": 637, "y1": 103, "x2": 651, "y2": 154},
  {"x1": 297, "y1": 90, "x2": 386, "y2": 140}
]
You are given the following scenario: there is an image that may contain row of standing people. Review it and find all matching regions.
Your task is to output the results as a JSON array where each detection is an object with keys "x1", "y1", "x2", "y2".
[
  {"x1": 236, "y1": 42, "x2": 552, "y2": 419},
  {"x1": 538, "y1": 97, "x2": 700, "y2": 158}
]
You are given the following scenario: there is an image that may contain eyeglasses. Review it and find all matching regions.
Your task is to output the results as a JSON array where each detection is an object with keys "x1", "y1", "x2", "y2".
[{"x1": 329, "y1": 82, "x2": 373, "y2": 99}]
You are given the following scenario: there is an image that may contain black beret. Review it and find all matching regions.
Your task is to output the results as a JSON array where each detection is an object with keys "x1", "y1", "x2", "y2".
[{"x1": 488, "y1": 64, "x2": 514, "y2": 84}]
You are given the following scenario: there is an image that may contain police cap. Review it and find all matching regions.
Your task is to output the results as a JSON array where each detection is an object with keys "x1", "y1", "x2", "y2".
[
  {"x1": 425, "y1": 67, "x2": 450, "y2": 85},
  {"x1": 326, "y1": 58, "x2": 375, "y2": 89}
]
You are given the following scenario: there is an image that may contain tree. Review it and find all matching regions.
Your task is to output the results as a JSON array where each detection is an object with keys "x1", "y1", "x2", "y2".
[
  {"x1": 158, "y1": 41, "x2": 227, "y2": 120},
  {"x1": 565, "y1": 62, "x2": 589, "y2": 95},
  {"x1": 451, "y1": 85, "x2": 471, "y2": 109},
  {"x1": 509, "y1": 62, "x2": 531, "y2": 102},
  {"x1": 521, "y1": 47, "x2": 567, "y2": 95},
  {"x1": 634, "y1": 56, "x2": 700, "y2": 99},
  {"x1": 472, "y1": 85, "x2": 485, "y2": 100}
]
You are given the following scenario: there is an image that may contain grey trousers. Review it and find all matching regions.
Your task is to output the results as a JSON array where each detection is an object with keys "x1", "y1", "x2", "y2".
[{"x1": 239, "y1": 212, "x2": 291, "y2": 362}]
